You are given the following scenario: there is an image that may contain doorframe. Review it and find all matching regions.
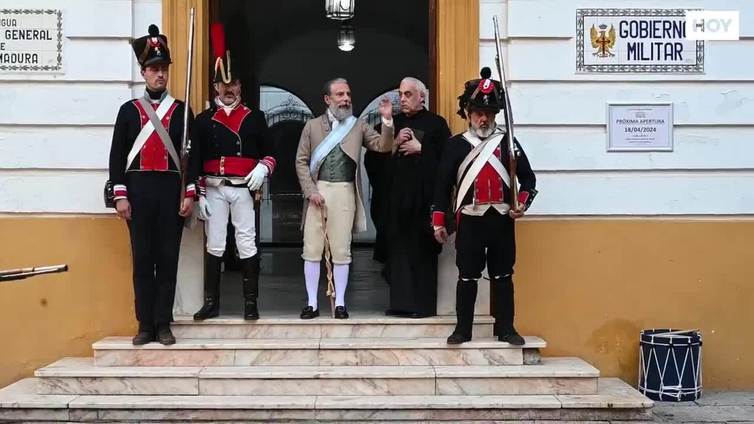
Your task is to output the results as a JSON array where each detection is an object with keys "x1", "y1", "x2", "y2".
[{"x1": 163, "y1": 0, "x2": 478, "y2": 134}]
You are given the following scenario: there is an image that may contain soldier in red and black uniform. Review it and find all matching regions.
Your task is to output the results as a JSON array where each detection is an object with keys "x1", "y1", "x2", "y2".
[
  {"x1": 192, "y1": 23, "x2": 276, "y2": 321},
  {"x1": 432, "y1": 67, "x2": 537, "y2": 345},
  {"x1": 108, "y1": 25, "x2": 198, "y2": 345}
]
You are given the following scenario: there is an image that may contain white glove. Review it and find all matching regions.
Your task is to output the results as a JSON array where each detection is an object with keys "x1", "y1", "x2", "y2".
[
  {"x1": 246, "y1": 163, "x2": 269, "y2": 191},
  {"x1": 197, "y1": 195, "x2": 212, "y2": 221}
]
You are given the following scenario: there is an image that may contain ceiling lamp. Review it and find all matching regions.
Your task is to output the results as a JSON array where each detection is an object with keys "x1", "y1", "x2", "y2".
[
  {"x1": 325, "y1": 0, "x2": 355, "y2": 21},
  {"x1": 337, "y1": 23, "x2": 356, "y2": 52}
]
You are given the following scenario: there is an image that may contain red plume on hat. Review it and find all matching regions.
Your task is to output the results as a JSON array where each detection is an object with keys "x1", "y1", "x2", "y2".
[{"x1": 211, "y1": 23, "x2": 232, "y2": 83}]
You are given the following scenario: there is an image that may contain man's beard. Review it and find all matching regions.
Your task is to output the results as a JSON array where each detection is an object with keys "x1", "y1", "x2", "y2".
[
  {"x1": 471, "y1": 123, "x2": 495, "y2": 139},
  {"x1": 329, "y1": 103, "x2": 353, "y2": 121}
]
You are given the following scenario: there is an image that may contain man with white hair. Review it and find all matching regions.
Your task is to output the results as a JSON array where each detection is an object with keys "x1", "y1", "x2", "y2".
[
  {"x1": 382, "y1": 77, "x2": 451, "y2": 318},
  {"x1": 295, "y1": 78, "x2": 394, "y2": 319}
]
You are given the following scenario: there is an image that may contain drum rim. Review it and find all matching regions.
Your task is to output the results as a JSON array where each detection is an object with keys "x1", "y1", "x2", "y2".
[{"x1": 641, "y1": 328, "x2": 702, "y2": 345}]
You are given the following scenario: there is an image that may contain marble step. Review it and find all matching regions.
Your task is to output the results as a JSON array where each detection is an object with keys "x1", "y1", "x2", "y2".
[
  {"x1": 93, "y1": 336, "x2": 546, "y2": 367},
  {"x1": 0, "y1": 377, "x2": 653, "y2": 422},
  {"x1": 36, "y1": 357, "x2": 598, "y2": 396},
  {"x1": 172, "y1": 314, "x2": 495, "y2": 339}
]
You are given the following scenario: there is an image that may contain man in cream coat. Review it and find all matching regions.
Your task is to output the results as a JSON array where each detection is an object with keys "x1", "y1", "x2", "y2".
[{"x1": 295, "y1": 78, "x2": 394, "y2": 319}]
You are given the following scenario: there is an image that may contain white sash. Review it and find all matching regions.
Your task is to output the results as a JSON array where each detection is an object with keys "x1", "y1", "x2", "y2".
[
  {"x1": 309, "y1": 115, "x2": 358, "y2": 176},
  {"x1": 454, "y1": 129, "x2": 511, "y2": 212},
  {"x1": 126, "y1": 94, "x2": 177, "y2": 171}
]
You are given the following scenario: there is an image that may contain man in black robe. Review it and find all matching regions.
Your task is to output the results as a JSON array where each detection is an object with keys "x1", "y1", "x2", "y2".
[{"x1": 383, "y1": 77, "x2": 451, "y2": 318}]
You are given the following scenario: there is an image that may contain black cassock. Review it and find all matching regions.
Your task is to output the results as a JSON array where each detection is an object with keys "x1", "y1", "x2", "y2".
[{"x1": 382, "y1": 108, "x2": 451, "y2": 316}]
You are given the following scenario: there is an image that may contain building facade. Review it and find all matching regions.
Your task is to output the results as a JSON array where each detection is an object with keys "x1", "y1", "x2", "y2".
[{"x1": 0, "y1": 0, "x2": 752, "y2": 390}]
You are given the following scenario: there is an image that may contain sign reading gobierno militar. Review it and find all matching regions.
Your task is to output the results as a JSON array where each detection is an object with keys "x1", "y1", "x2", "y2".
[
  {"x1": 577, "y1": 9, "x2": 704, "y2": 73},
  {"x1": 0, "y1": 9, "x2": 63, "y2": 72}
]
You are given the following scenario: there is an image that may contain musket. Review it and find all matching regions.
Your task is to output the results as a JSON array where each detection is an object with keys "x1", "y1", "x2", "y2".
[
  {"x1": 493, "y1": 15, "x2": 519, "y2": 210},
  {"x1": 179, "y1": 7, "x2": 196, "y2": 207},
  {"x1": 0, "y1": 264, "x2": 68, "y2": 282}
]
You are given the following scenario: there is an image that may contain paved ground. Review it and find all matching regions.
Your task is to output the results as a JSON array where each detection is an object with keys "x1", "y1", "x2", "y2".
[{"x1": 652, "y1": 391, "x2": 754, "y2": 423}]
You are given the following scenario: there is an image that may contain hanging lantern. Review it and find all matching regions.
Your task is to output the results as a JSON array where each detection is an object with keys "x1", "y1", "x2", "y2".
[
  {"x1": 325, "y1": 0, "x2": 355, "y2": 21},
  {"x1": 337, "y1": 23, "x2": 356, "y2": 52}
]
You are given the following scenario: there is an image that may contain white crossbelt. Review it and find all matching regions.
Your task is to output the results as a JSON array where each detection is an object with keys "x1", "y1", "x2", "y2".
[
  {"x1": 125, "y1": 95, "x2": 179, "y2": 172},
  {"x1": 454, "y1": 129, "x2": 510, "y2": 212}
]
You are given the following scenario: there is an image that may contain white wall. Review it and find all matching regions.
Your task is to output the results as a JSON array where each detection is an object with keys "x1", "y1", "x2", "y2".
[
  {"x1": 481, "y1": 0, "x2": 754, "y2": 216},
  {"x1": 2, "y1": 0, "x2": 753, "y2": 217},
  {"x1": 0, "y1": 0, "x2": 161, "y2": 214}
]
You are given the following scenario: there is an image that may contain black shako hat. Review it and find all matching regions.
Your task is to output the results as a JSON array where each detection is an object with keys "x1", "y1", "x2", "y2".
[{"x1": 132, "y1": 24, "x2": 172, "y2": 68}]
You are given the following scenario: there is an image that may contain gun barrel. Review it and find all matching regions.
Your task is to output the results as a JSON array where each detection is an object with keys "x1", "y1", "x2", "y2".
[
  {"x1": 0, "y1": 264, "x2": 68, "y2": 282},
  {"x1": 179, "y1": 7, "x2": 195, "y2": 205},
  {"x1": 492, "y1": 16, "x2": 519, "y2": 209}
]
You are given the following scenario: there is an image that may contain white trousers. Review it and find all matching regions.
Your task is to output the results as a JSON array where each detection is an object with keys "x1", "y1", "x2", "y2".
[{"x1": 205, "y1": 185, "x2": 257, "y2": 259}]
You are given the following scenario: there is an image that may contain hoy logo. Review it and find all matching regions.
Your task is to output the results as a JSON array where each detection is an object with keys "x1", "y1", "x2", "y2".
[{"x1": 686, "y1": 11, "x2": 740, "y2": 40}]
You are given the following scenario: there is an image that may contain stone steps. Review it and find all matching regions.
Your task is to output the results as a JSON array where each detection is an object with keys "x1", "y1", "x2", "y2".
[
  {"x1": 171, "y1": 314, "x2": 495, "y2": 339},
  {"x1": 36, "y1": 357, "x2": 598, "y2": 396},
  {"x1": 0, "y1": 377, "x2": 653, "y2": 422},
  {"x1": 93, "y1": 336, "x2": 546, "y2": 367}
]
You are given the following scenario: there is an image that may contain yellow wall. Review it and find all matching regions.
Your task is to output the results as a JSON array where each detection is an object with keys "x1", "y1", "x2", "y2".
[
  {"x1": 1, "y1": 217, "x2": 753, "y2": 389},
  {"x1": 515, "y1": 219, "x2": 754, "y2": 390},
  {"x1": 0, "y1": 217, "x2": 136, "y2": 387}
]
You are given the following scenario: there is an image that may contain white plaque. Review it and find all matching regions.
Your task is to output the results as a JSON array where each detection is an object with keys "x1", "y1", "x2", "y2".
[
  {"x1": 607, "y1": 103, "x2": 673, "y2": 152},
  {"x1": 0, "y1": 9, "x2": 63, "y2": 72}
]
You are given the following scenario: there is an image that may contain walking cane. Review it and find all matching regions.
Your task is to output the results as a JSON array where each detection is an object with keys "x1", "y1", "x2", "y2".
[{"x1": 320, "y1": 206, "x2": 336, "y2": 318}]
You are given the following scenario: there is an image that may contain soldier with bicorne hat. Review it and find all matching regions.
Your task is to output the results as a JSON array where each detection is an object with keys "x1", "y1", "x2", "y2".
[
  {"x1": 192, "y1": 23, "x2": 276, "y2": 321},
  {"x1": 108, "y1": 24, "x2": 199, "y2": 345}
]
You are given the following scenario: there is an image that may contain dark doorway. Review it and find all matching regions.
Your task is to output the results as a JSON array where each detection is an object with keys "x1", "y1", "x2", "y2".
[
  {"x1": 217, "y1": 0, "x2": 430, "y2": 115},
  {"x1": 210, "y1": 0, "x2": 431, "y2": 314}
]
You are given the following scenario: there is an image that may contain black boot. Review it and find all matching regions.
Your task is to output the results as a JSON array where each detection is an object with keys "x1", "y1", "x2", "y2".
[
  {"x1": 241, "y1": 256, "x2": 260, "y2": 320},
  {"x1": 447, "y1": 280, "x2": 478, "y2": 344},
  {"x1": 156, "y1": 323, "x2": 176, "y2": 345},
  {"x1": 193, "y1": 254, "x2": 222, "y2": 321},
  {"x1": 494, "y1": 275, "x2": 525, "y2": 346},
  {"x1": 132, "y1": 322, "x2": 154, "y2": 345}
]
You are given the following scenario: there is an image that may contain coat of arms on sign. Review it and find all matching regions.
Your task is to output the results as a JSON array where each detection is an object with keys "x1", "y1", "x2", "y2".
[{"x1": 590, "y1": 24, "x2": 616, "y2": 57}]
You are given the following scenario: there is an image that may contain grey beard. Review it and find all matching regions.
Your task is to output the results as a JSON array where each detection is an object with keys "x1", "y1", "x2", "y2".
[
  {"x1": 330, "y1": 104, "x2": 353, "y2": 121},
  {"x1": 472, "y1": 125, "x2": 494, "y2": 139}
]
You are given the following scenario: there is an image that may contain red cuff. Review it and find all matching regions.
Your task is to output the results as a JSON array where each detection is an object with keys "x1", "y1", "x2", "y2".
[
  {"x1": 198, "y1": 177, "x2": 206, "y2": 196},
  {"x1": 432, "y1": 211, "x2": 445, "y2": 227},
  {"x1": 517, "y1": 191, "x2": 530, "y2": 206},
  {"x1": 260, "y1": 156, "x2": 277, "y2": 175},
  {"x1": 113, "y1": 184, "x2": 127, "y2": 201},
  {"x1": 185, "y1": 184, "x2": 196, "y2": 199}
]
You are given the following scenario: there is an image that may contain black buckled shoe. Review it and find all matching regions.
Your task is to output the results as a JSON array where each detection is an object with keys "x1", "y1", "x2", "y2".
[
  {"x1": 334, "y1": 306, "x2": 349, "y2": 319},
  {"x1": 446, "y1": 332, "x2": 472, "y2": 345},
  {"x1": 300, "y1": 306, "x2": 319, "y2": 320},
  {"x1": 132, "y1": 330, "x2": 154, "y2": 345},
  {"x1": 156, "y1": 324, "x2": 176, "y2": 345}
]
